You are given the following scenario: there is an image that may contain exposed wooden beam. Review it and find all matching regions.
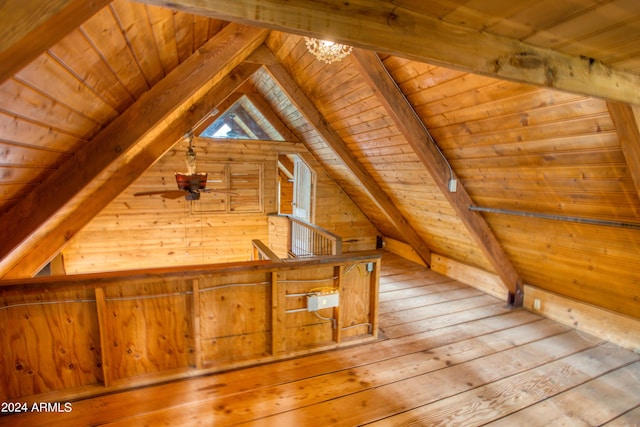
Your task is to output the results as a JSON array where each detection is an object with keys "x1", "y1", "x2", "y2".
[
  {"x1": 0, "y1": 0, "x2": 112, "y2": 84},
  {"x1": 351, "y1": 48, "x2": 522, "y2": 302},
  {"x1": 0, "y1": 24, "x2": 267, "y2": 278},
  {"x1": 263, "y1": 57, "x2": 432, "y2": 266},
  {"x1": 139, "y1": 0, "x2": 640, "y2": 105},
  {"x1": 607, "y1": 102, "x2": 640, "y2": 198}
]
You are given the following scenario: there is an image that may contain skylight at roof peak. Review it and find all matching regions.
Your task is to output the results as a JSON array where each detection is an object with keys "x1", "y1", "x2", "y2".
[{"x1": 199, "y1": 94, "x2": 285, "y2": 141}]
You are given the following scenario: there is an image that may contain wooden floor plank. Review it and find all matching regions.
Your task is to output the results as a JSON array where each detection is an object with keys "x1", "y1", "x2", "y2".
[
  {"x1": 379, "y1": 286, "x2": 484, "y2": 312},
  {"x1": 380, "y1": 294, "x2": 500, "y2": 327},
  {"x1": 381, "y1": 302, "x2": 512, "y2": 339},
  {"x1": 99, "y1": 319, "x2": 576, "y2": 426},
  {"x1": 603, "y1": 405, "x2": 640, "y2": 426},
  {"x1": 379, "y1": 280, "x2": 465, "y2": 301},
  {"x1": 237, "y1": 331, "x2": 606, "y2": 426},
  {"x1": 4, "y1": 252, "x2": 639, "y2": 426},
  {"x1": 486, "y1": 360, "x2": 640, "y2": 426},
  {"x1": 366, "y1": 345, "x2": 640, "y2": 427}
]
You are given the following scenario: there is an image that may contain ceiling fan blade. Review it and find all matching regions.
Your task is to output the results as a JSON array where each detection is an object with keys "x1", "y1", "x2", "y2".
[
  {"x1": 134, "y1": 190, "x2": 186, "y2": 199},
  {"x1": 201, "y1": 188, "x2": 239, "y2": 195}
]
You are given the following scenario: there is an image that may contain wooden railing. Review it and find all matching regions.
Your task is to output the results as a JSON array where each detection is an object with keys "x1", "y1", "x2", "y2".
[
  {"x1": 0, "y1": 251, "x2": 381, "y2": 402},
  {"x1": 251, "y1": 239, "x2": 281, "y2": 261},
  {"x1": 288, "y1": 216, "x2": 342, "y2": 258}
]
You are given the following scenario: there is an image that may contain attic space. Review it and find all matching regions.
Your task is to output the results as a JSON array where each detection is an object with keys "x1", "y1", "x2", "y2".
[{"x1": 1, "y1": 0, "x2": 640, "y2": 424}]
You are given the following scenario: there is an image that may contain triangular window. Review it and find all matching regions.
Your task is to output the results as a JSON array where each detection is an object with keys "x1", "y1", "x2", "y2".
[{"x1": 199, "y1": 95, "x2": 285, "y2": 141}]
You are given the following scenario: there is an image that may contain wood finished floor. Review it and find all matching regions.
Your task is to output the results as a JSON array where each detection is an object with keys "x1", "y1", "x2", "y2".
[{"x1": 4, "y1": 253, "x2": 640, "y2": 426}]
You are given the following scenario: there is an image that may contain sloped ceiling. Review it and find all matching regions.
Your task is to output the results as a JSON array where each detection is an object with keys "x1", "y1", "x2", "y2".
[{"x1": 0, "y1": 0, "x2": 639, "y2": 318}]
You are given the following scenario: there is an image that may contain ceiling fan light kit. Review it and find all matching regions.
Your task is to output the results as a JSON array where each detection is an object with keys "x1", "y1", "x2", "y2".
[
  {"x1": 175, "y1": 172, "x2": 208, "y2": 200},
  {"x1": 134, "y1": 138, "x2": 236, "y2": 201}
]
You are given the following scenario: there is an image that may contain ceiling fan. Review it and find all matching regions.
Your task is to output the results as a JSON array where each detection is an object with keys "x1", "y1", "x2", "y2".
[{"x1": 134, "y1": 136, "x2": 235, "y2": 201}]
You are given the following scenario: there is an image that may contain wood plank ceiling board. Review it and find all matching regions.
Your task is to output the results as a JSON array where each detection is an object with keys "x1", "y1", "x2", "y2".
[
  {"x1": 78, "y1": 5, "x2": 151, "y2": 101},
  {"x1": 0, "y1": 24, "x2": 268, "y2": 278},
  {"x1": 0, "y1": 0, "x2": 113, "y2": 84},
  {"x1": 262, "y1": 56, "x2": 433, "y2": 266},
  {"x1": 109, "y1": 0, "x2": 168, "y2": 87},
  {"x1": 139, "y1": 0, "x2": 640, "y2": 105},
  {"x1": 351, "y1": 49, "x2": 520, "y2": 300}
]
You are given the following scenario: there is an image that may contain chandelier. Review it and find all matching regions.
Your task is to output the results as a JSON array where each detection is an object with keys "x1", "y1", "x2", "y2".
[{"x1": 304, "y1": 37, "x2": 353, "y2": 64}]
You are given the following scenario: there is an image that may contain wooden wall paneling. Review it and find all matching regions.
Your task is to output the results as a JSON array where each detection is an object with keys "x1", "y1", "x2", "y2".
[
  {"x1": 272, "y1": 270, "x2": 285, "y2": 355},
  {"x1": 0, "y1": 253, "x2": 381, "y2": 399},
  {"x1": 333, "y1": 265, "x2": 344, "y2": 343},
  {"x1": 352, "y1": 49, "x2": 518, "y2": 300},
  {"x1": 143, "y1": 0, "x2": 640, "y2": 104},
  {"x1": 339, "y1": 262, "x2": 376, "y2": 339},
  {"x1": 491, "y1": 216, "x2": 640, "y2": 319},
  {"x1": 100, "y1": 278, "x2": 194, "y2": 383},
  {"x1": 192, "y1": 278, "x2": 203, "y2": 369},
  {"x1": 281, "y1": 265, "x2": 337, "y2": 350},
  {"x1": 94, "y1": 286, "x2": 111, "y2": 387},
  {"x1": 0, "y1": 0, "x2": 112, "y2": 84},
  {"x1": 198, "y1": 271, "x2": 272, "y2": 364},
  {"x1": 431, "y1": 254, "x2": 508, "y2": 301},
  {"x1": 267, "y1": 215, "x2": 290, "y2": 257},
  {"x1": 369, "y1": 258, "x2": 380, "y2": 338},
  {"x1": 524, "y1": 285, "x2": 640, "y2": 351},
  {"x1": 0, "y1": 285, "x2": 103, "y2": 399}
]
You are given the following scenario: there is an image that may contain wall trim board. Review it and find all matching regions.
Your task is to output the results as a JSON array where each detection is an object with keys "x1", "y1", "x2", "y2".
[
  {"x1": 524, "y1": 285, "x2": 640, "y2": 352},
  {"x1": 383, "y1": 237, "x2": 428, "y2": 267},
  {"x1": 430, "y1": 254, "x2": 508, "y2": 301}
]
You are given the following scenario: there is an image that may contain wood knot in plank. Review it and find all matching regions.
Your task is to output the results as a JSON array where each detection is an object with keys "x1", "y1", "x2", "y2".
[{"x1": 509, "y1": 52, "x2": 544, "y2": 69}]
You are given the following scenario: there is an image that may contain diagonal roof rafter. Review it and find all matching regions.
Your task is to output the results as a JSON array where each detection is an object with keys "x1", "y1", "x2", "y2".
[{"x1": 0, "y1": 24, "x2": 268, "y2": 278}]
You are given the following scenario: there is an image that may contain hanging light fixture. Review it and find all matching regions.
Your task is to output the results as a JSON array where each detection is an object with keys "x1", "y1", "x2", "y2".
[{"x1": 304, "y1": 37, "x2": 353, "y2": 64}]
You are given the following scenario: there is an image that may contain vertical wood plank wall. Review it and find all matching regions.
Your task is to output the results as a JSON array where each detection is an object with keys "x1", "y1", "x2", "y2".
[
  {"x1": 61, "y1": 139, "x2": 378, "y2": 274},
  {"x1": 0, "y1": 253, "x2": 380, "y2": 401}
]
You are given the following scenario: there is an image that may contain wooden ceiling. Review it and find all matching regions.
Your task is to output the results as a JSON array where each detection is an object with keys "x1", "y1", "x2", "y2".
[{"x1": 1, "y1": 0, "x2": 639, "y2": 318}]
